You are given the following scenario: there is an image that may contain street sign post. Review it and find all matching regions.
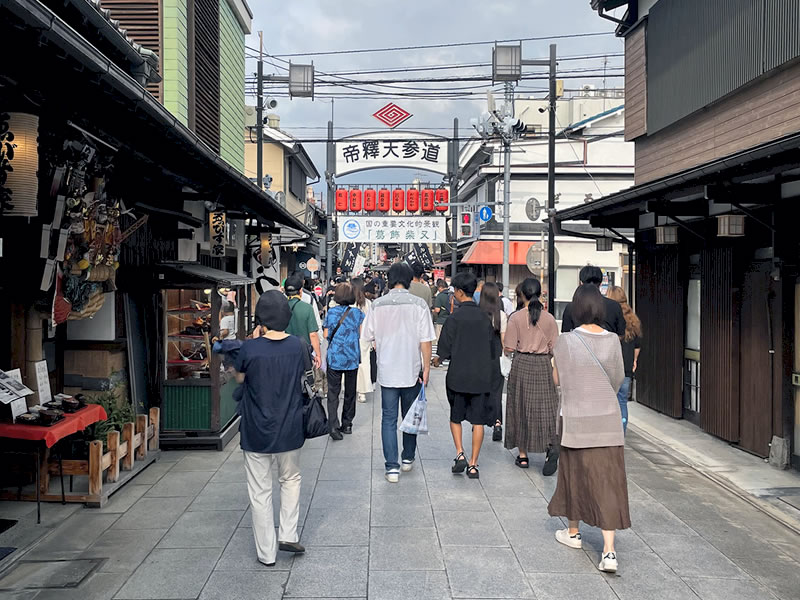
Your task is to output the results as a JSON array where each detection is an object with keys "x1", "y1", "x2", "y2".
[{"x1": 479, "y1": 206, "x2": 493, "y2": 222}]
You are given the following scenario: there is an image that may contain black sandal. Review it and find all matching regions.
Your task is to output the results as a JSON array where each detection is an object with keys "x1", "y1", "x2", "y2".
[
  {"x1": 515, "y1": 455, "x2": 529, "y2": 469},
  {"x1": 492, "y1": 424, "x2": 502, "y2": 442},
  {"x1": 466, "y1": 465, "x2": 480, "y2": 479},
  {"x1": 452, "y1": 452, "x2": 468, "y2": 474},
  {"x1": 542, "y1": 446, "x2": 559, "y2": 476}
]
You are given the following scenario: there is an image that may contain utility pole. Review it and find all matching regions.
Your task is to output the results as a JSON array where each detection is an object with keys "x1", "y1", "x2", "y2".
[
  {"x1": 547, "y1": 43, "x2": 557, "y2": 315},
  {"x1": 450, "y1": 118, "x2": 459, "y2": 278},
  {"x1": 325, "y1": 120, "x2": 335, "y2": 283},
  {"x1": 501, "y1": 81, "x2": 513, "y2": 288},
  {"x1": 256, "y1": 31, "x2": 263, "y2": 190}
]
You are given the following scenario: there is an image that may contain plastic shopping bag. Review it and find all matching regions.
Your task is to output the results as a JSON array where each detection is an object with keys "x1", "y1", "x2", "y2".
[
  {"x1": 499, "y1": 354, "x2": 512, "y2": 378},
  {"x1": 399, "y1": 384, "x2": 429, "y2": 435}
]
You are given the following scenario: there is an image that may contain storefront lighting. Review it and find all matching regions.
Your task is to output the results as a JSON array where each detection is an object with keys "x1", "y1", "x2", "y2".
[
  {"x1": 596, "y1": 237, "x2": 614, "y2": 251},
  {"x1": 717, "y1": 214, "x2": 745, "y2": 237},
  {"x1": 1, "y1": 112, "x2": 39, "y2": 217},
  {"x1": 203, "y1": 288, "x2": 212, "y2": 295},
  {"x1": 655, "y1": 225, "x2": 678, "y2": 245}
]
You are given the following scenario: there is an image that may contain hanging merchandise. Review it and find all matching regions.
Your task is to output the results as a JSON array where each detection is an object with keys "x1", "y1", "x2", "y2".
[
  {"x1": 421, "y1": 189, "x2": 435, "y2": 212},
  {"x1": 406, "y1": 188, "x2": 420, "y2": 212}
]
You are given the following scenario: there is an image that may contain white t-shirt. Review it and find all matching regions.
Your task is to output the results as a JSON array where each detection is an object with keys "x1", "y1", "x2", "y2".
[
  {"x1": 362, "y1": 289, "x2": 436, "y2": 388},
  {"x1": 501, "y1": 296, "x2": 514, "y2": 316},
  {"x1": 220, "y1": 315, "x2": 237, "y2": 340},
  {"x1": 301, "y1": 289, "x2": 323, "y2": 333}
]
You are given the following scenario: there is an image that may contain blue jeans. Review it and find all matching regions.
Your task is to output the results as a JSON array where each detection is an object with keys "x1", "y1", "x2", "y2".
[
  {"x1": 617, "y1": 377, "x2": 631, "y2": 434},
  {"x1": 381, "y1": 383, "x2": 421, "y2": 471}
]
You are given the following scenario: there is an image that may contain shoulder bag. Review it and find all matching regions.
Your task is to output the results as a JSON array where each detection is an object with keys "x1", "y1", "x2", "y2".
[
  {"x1": 300, "y1": 340, "x2": 329, "y2": 439},
  {"x1": 572, "y1": 332, "x2": 614, "y2": 390},
  {"x1": 327, "y1": 307, "x2": 351, "y2": 343}
]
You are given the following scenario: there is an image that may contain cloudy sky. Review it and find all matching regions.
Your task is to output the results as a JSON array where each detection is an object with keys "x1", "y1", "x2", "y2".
[{"x1": 243, "y1": 1, "x2": 624, "y2": 195}]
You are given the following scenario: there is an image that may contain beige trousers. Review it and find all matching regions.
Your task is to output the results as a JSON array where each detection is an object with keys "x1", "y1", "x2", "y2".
[{"x1": 243, "y1": 449, "x2": 301, "y2": 564}]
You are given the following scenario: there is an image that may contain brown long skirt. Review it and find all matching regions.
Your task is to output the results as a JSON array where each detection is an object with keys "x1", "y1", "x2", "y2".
[
  {"x1": 547, "y1": 445, "x2": 631, "y2": 531},
  {"x1": 503, "y1": 353, "x2": 558, "y2": 453}
]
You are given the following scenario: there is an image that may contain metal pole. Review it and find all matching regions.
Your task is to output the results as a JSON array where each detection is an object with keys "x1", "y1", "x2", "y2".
[
  {"x1": 450, "y1": 118, "x2": 459, "y2": 278},
  {"x1": 325, "y1": 120, "x2": 335, "y2": 283},
  {"x1": 502, "y1": 81, "x2": 513, "y2": 289},
  {"x1": 256, "y1": 32, "x2": 263, "y2": 190},
  {"x1": 547, "y1": 43, "x2": 557, "y2": 315}
]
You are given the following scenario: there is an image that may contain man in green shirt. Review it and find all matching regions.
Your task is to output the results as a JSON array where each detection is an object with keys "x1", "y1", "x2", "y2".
[
  {"x1": 432, "y1": 278, "x2": 453, "y2": 341},
  {"x1": 284, "y1": 275, "x2": 321, "y2": 368}
]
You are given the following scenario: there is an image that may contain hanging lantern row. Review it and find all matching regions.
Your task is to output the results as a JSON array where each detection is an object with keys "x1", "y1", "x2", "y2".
[{"x1": 335, "y1": 188, "x2": 449, "y2": 214}]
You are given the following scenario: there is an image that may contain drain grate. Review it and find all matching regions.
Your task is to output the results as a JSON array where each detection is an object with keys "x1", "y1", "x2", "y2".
[{"x1": 0, "y1": 559, "x2": 101, "y2": 591}]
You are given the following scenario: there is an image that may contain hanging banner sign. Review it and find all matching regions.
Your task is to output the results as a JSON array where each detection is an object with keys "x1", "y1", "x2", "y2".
[
  {"x1": 338, "y1": 216, "x2": 446, "y2": 243},
  {"x1": 209, "y1": 211, "x2": 226, "y2": 257},
  {"x1": 335, "y1": 131, "x2": 449, "y2": 177},
  {"x1": 340, "y1": 242, "x2": 361, "y2": 273}
]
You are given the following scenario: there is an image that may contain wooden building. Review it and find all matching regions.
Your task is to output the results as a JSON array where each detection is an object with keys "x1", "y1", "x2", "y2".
[{"x1": 556, "y1": 0, "x2": 800, "y2": 467}]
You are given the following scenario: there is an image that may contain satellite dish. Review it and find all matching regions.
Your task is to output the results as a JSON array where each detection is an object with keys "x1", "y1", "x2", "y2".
[
  {"x1": 525, "y1": 197, "x2": 542, "y2": 221},
  {"x1": 526, "y1": 244, "x2": 560, "y2": 274}
]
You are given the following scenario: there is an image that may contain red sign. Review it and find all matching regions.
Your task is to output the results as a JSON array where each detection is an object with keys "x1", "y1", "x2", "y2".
[{"x1": 372, "y1": 103, "x2": 413, "y2": 129}]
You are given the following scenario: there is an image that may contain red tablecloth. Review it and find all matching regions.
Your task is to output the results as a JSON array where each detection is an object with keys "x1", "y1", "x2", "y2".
[{"x1": 0, "y1": 404, "x2": 108, "y2": 448}]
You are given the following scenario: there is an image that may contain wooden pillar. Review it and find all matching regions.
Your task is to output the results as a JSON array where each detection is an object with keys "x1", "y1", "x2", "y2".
[
  {"x1": 135, "y1": 414, "x2": 148, "y2": 460},
  {"x1": 25, "y1": 308, "x2": 43, "y2": 407},
  {"x1": 107, "y1": 431, "x2": 120, "y2": 483},
  {"x1": 88, "y1": 440, "x2": 103, "y2": 497},
  {"x1": 121, "y1": 422, "x2": 134, "y2": 470},
  {"x1": 149, "y1": 407, "x2": 160, "y2": 451}
]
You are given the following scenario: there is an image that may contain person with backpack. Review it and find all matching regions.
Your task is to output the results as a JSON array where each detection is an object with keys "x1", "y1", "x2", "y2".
[
  {"x1": 284, "y1": 275, "x2": 321, "y2": 369},
  {"x1": 432, "y1": 278, "x2": 454, "y2": 343}
]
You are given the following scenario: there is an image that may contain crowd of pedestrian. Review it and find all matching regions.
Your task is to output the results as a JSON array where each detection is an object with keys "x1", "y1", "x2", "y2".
[{"x1": 231, "y1": 260, "x2": 643, "y2": 574}]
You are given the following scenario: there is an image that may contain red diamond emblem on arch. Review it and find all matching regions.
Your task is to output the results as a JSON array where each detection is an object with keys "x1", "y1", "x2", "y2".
[{"x1": 373, "y1": 103, "x2": 413, "y2": 129}]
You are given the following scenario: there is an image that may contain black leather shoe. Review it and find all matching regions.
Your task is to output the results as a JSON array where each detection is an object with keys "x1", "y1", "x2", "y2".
[
  {"x1": 279, "y1": 541, "x2": 306, "y2": 553},
  {"x1": 341, "y1": 424, "x2": 353, "y2": 434},
  {"x1": 330, "y1": 429, "x2": 343, "y2": 441},
  {"x1": 492, "y1": 425, "x2": 502, "y2": 442},
  {"x1": 543, "y1": 446, "x2": 559, "y2": 476}
]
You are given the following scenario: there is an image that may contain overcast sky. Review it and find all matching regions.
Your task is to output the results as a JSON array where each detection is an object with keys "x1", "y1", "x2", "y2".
[{"x1": 244, "y1": 1, "x2": 623, "y2": 195}]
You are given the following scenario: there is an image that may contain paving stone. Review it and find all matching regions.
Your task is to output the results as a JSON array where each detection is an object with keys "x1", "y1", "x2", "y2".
[
  {"x1": 309, "y1": 479, "x2": 371, "y2": 510},
  {"x1": 488, "y1": 496, "x2": 550, "y2": 530},
  {"x1": 367, "y1": 570, "x2": 450, "y2": 600},
  {"x1": 208, "y1": 462, "x2": 245, "y2": 483},
  {"x1": 604, "y1": 550, "x2": 703, "y2": 600},
  {"x1": 199, "y1": 571, "x2": 288, "y2": 599},
  {"x1": 579, "y1": 526, "x2": 651, "y2": 554},
  {"x1": 435, "y1": 510, "x2": 508, "y2": 547},
  {"x1": 734, "y1": 555, "x2": 800, "y2": 600},
  {"x1": 626, "y1": 500, "x2": 698, "y2": 536},
  {"x1": 372, "y1": 470, "x2": 429, "y2": 495},
  {"x1": 641, "y1": 533, "x2": 749, "y2": 579},
  {"x1": 157, "y1": 510, "x2": 242, "y2": 549},
  {"x1": 528, "y1": 573, "x2": 618, "y2": 600},
  {"x1": 25, "y1": 513, "x2": 119, "y2": 557},
  {"x1": 0, "y1": 558, "x2": 100, "y2": 591},
  {"x1": 188, "y1": 482, "x2": 250, "y2": 511},
  {"x1": 682, "y1": 576, "x2": 779, "y2": 600},
  {"x1": 370, "y1": 494, "x2": 434, "y2": 527},
  {"x1": 114, "y1": 548, "x2": 221, "y2": 599},
  {"x1": 171, "y1": 452, "x2": 229, "y2": 472},
  {"x1": 24, "y1": 572, "x2": 123, "y2": 599},
  {"x1": 112, "y1": 496, "x2": 192, "y2": 530},
  {"x1": 443, "y1": 546, "x2": 533, "y2": 598},
  {"x1": 301, "y1": 507, "x2": 370, "y2": 546},
  {"x1": 82, "y1": 528, "x2": 166, "y2": 574},
  {"x1": 96, "y1": 485, "x2": 151, "y2": 514},
  {"x1": 284, "y1": 546, "x2": 368, "y2": 597},
  {"x1": 318, "y1": 457, "x2": 371, "y2": 481},
  {"x1": 154, "y1": 450, "x2": 193, "y2": 463},
  {"x1": 145, "y1": 470, "x2": 213, "y2": 498},
  {"x1": 507, "y1": 527, "x2": 597, "y2": 574},
  {"x1": 128, "y1": 461, "x2": 175, "y2": 485},
  {"x1": 369, "y1": 527, "x2": 444, "y2": 571},
  {"x1": 429, "y1": 490, "x2": 491, "y2": 513},
  {"x1": 214, "y1": 528, "x2": 294, "y2": 571}
]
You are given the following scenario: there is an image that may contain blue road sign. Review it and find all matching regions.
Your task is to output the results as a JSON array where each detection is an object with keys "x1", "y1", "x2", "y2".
[{"x1": 479, "y1": 206, "x2": 493, "y2": 222}]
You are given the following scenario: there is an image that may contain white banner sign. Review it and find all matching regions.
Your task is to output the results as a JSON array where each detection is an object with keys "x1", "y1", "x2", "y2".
[
  {"x1": 338, "y1": 216, "x2": 447, "y2": 243},
  {"x1": 335, "y1": 131, "x2": 449, "y2": 176}
]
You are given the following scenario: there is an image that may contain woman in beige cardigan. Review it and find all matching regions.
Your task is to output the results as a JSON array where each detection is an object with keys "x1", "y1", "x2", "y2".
[{"x1": 549, "y1": 284, "x2": 630, "y2": 574}]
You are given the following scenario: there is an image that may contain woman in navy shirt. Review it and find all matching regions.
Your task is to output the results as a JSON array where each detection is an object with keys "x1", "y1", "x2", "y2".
[{"x1": 323, "y1": 283, "x2": 365, "y2": 440}]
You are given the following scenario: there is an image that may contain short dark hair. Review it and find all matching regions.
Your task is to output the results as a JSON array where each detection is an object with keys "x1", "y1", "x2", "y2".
[
  {"x1": 452, "y1": 272, "x2": 478, "y2": 296},
  {"x1": 412, "y1": 263, "x2": 425, "y2": 278},
  {"x1": 579, "y1": 265, "x2": 603, "y2": 286},
  {"x1": 496, "y1": 282, "x2": 504, "y2": 293},
  {"x1": 333, "y1": 282, "x2": 356, "y2": 306},
  {"x1": 388, "y1": 263, "x2": 414, "y2": 289},
  {"x1": 222, "y1": 301, "x2": 235, "y2": 314},
  {"x1": 284, "y1": 274, "x2": 303, "y2": 294},
  {"x1": 436, "y1": 278, "x2": 447, "y2": 289},
  {"x1": 571, "y1": 284, "x2": 605, "y2": 326}
]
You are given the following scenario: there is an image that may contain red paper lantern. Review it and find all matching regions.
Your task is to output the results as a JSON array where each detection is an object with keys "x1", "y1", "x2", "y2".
[
  {"x1": 378, "y1": 188, "x2": 391, "y2": 212},
  {"x1": 406, "y1": 188, "x2": 420, "y2": 212},
  {"x1": 392, "y1": 188, "x2": 405, "y2": 213},
  {"x1": 349, "y1": 189, "x2": 362, "y2": 212},
  {"x1": 335, "y1": 188, "x2": 348, "y2": 212},
  {"x1": 435, "y1": 188, "x2": 449, "y2": 212},
  {"x1": 364, "y1": 189, "x2": 377, "y2": 211},
  {"x1": 421, "y1": 189, "x2": 435, "y2": 212}
]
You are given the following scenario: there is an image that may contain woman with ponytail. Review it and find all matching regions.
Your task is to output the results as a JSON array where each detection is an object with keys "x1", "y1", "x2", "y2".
[
  {"x1": 503, "y1": 278, "x2": 561, "y2": 475},
  {"x1": 478, "y1": 282, "x2": 507, "y2": 441},
  {"x1": 606, "y1": 286, "x2": 641, "y2": 434}
]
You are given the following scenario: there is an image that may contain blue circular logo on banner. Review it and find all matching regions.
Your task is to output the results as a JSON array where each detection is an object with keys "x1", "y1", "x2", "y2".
[
  {"x1": 479, "y1": 206, "x2": 493, "y2": 222},
  {"x1": 343, "y1": 219, "x2": 361, "y2": 239}
]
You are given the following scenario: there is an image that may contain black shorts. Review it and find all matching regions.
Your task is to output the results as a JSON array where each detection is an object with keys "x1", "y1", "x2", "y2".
[{"x1": 447, "y1": 388, "x2": 492, "y2": 425}]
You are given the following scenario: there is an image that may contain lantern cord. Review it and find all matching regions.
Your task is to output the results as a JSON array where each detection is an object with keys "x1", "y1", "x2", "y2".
[{"x1": 66, "y1": 121, "x2": 118, "y2": 153}]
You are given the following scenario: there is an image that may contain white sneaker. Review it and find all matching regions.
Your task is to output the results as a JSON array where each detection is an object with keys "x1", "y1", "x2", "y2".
[
  {"x1": 555, "y1": 529, "x2": 582, "y2": 549},
  {"x1": 385, "y1": 470, "x2": 399, "y2": 483},
  {"x1": 598, "y1": 552, "x2": 618, "y2": 573},
  {"x1": 401, "y1": 459, "x2": 414, "y2": 472},
  {"x1": 357, "y1": 394, "x2": 367, "y2": 403}
]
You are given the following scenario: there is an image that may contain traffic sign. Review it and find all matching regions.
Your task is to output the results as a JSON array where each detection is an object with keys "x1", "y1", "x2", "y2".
[{"x1": 479, "y1": 206, "x2": 493, "y2": 222}]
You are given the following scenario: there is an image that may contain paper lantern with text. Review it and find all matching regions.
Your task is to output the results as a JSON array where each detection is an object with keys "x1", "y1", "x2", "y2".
[
  {"x1": 349, "y1": 188, "x2": 362, "y2": 212},
  {"x1": 406, "y1": 188, "x2": 420, "y2": 212},
  {"x1": 392, "y1": 188, "x2": 405, "y2": 213},
  {"x1": 378, "y1": 188, "x2": 391, "y2": 212},
  {"x1": 1, "y1": 112, "x2": 39, "y2": 217},
  {"x1": 421, "y1": 189, "x2": 435, "y2": 212},
  {"x1": 435, "y1": 188, "x2": 449, "y2": 212},
  {"x1": 335, "y1": 188, "x2": 348, "y2": 212},
  {"x1": 364, "y1": 188, "x2": 377, "y2": 211}
]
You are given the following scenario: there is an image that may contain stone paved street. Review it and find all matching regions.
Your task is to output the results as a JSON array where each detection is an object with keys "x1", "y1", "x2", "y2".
[{"x1": 2, "y1": 368, "x2": 800, "y2": 599}]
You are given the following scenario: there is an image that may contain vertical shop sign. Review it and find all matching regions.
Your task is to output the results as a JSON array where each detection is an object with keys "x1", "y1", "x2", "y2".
[{"x1": 209, "y1": 211, "x2": 226, "y2": 257}]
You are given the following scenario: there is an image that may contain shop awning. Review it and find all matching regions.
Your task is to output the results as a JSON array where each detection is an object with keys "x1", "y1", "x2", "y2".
[
  {"x1": 157, "y1": 263, "x2": 254, "y2": 288},
  {"x1": 462, "y1": 241, "x2": 536, "y2": 265}
]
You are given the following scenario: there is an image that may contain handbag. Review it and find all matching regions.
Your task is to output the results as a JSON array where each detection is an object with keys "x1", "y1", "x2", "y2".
[
  {"x1": 369, "y1": 347, "x2": 377, "y2": 383},
  {"x1": 300, "y1": 341, "x2": 329, "y2": 438}
]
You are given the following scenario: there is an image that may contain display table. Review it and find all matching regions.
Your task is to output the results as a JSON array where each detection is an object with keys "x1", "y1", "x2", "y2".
[{"x1": 0, "y1": 404, "x2": 107, "y2": 447}]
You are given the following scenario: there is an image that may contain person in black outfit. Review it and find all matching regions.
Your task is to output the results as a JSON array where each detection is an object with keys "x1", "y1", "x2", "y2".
[
  {"x1": 560, "y1": 265, "x2": 625, "y2": 336},
  {"x1": 434, "y1": 272, "x2": 497, "y2": 480}
]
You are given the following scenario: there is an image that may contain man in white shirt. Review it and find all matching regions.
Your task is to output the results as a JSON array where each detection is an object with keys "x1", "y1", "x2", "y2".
[
  {"x1": 219, "y1": 302, "x2": 237, "y2": 340},
  {"x1": 497, "y1": 282, "x2": 515, "y2": 316},
  {"x1": 362, "y1": 262, "x2": 436, "y2": 483}
]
